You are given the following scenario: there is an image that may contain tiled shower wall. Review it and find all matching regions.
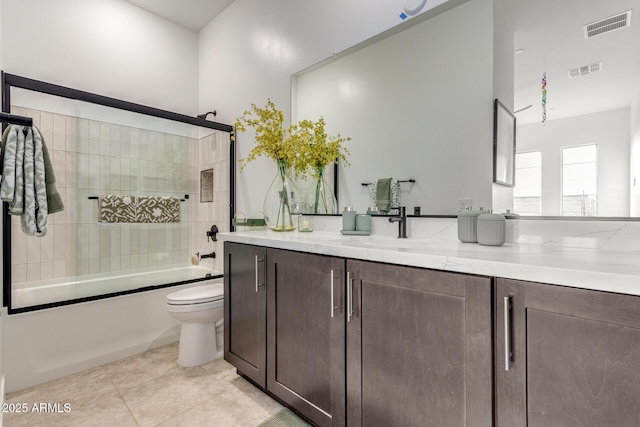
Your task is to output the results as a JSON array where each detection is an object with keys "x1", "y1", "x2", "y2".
[
  {"x1": 9, "y1": 106, "x2": 229, "y2": 284},
  {"x1": 187, "y1": 130, "x2": 230, "y2": 273}
]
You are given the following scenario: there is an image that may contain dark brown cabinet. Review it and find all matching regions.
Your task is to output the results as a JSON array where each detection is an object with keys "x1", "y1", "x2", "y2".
[
  {"x1": 346, "y1": 260, "x2": 493, "y2": 427},
  {"x1": 267, "y1": 248, "x2": 346, "y2": 427},
  {"x1": 496, "y1": 278, "x2": 640, "y2": 427},
  {"x1": 224, "y1": 242, "x2": 267, "y2": 388}
]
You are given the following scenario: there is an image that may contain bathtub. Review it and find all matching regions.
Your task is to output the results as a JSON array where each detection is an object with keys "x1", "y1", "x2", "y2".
[
  {"x1": 11, "y1": 265, "x2": 220, "y2": 310},
  {"x1": 4, "y1": 268, "x2": 223, "y2": 393}
]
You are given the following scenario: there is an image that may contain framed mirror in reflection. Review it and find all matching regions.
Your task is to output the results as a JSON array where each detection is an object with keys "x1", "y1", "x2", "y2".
[{"x1": 292, "y1": 0, "x2": 640, "y2": 219}]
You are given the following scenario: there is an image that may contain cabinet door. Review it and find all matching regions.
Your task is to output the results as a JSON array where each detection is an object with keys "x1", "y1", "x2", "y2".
[
  {"x1": 346, "y1": 260, "x2": 493, "y2": 427},
  {"x1": 267, "y1": 248, "x2": 346, "y2": 427},
  {"x1": 496, "y1": 279, "x2": 640, "y2": 427},
  {"x1": 224, "y1": 242, "x2": 267, "y2": 388}
]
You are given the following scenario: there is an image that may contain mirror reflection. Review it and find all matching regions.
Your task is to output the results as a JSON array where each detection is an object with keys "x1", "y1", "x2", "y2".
[
  {"x1": 510, "y1": 0, "x2": 638, "y2": 217},
  {"x1": 292, "y1": 0, "x2": 640, "y2": 218}
]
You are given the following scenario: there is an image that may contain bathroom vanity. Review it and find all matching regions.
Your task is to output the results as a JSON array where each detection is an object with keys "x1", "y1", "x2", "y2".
[{"x1": 222, "y1": 230, "x2": 640, "y2": 427}]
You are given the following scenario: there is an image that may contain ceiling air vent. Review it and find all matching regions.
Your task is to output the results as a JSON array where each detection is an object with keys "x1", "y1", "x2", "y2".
[
  {"x1": 584, "y1": 10, "x2": 632, "y2": 39},
  {"x1": 567, "y1": 62, "x2": 603, "y2": 79}
]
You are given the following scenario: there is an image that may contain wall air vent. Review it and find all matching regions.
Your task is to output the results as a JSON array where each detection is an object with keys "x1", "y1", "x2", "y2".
[
  {"x1": 584, "y1": 10, "x2": 632, "y2": 39},
  {"x1": 567, "y1": 62, "x2": 603, "y2": 79}
]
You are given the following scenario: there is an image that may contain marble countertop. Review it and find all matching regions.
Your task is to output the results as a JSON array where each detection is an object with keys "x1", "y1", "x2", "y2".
[{"x1": 220, "y1": 229, "x2": 640, "y2": 297}]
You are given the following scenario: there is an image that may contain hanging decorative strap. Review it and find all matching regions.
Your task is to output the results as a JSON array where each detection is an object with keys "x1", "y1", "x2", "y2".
[{"x1": 541, "y1": 72, "x2": 547, "y2": 126}]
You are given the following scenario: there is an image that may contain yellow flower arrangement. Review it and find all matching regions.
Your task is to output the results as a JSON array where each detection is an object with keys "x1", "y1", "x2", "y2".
[
  {"x1": 234, "y1": 100, "x2": 350, "y2": 177},
  {"x1": 296, "y1": 117, "x2": 351, "y2": 179},
  {"x1": 235, "y1": 99, "x2": 306, "y2": 174},
  {"x1": 234, "y1": 99, "x2": 351, "y2": 222}
]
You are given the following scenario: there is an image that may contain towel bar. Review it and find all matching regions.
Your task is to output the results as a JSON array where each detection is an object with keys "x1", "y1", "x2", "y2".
[
  {"x1": 361, "y1": 179, "x2": 415, "y2": 186},
  {"x1": 88, "y1": 195, "x2": 188, "y2": 202}
]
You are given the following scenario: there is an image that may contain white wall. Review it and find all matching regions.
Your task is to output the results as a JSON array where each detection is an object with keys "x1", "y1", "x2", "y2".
[
  {"x1": 198, "y1": 0, "x2": 464, "y2": 216},
  {"x1": 518, "y1": 108, "x2": 630, "y2": 216},
  {"x1": 293, "y1": 0, "x2": 495, "y2": 214},
  {"x1": 631, "y1": 66, "x2": 640, "y2": 216},
  {"x1": 1, "y1": 0, "x2": 199, "y2": 116}
]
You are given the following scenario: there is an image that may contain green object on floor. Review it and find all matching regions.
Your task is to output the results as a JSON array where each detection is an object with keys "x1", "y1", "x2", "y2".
[{"x1": 257, "y1": 408, "x2": 312, "y2": 427}]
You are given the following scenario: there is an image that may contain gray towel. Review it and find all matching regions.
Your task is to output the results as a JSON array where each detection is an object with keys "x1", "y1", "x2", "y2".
[
  {"x1": 1, "y1": 125, "x2": 64, "y2": 222},
  {"x1": 375, "y1": 178, "x2": 392, "y2": 212}
]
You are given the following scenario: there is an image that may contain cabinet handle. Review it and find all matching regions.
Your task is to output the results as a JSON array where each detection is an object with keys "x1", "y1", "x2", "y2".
[
  {"x1": 255, "y1": 255, "x2": 264, "y2": 293},
  {"x1": 347, "y1": 272, "x2": 353, "y2": 322},
  {"x1": 504, "y1": 296, "x2": 511, "y2": 371},
  {"x1": 330, "y1": 270, "x2": 335, "y2": 318}
]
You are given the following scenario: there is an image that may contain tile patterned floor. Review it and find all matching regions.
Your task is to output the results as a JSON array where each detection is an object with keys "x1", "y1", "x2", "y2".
[{"x1": 3, "y1": 343, "x2": 283, "y2": 427}]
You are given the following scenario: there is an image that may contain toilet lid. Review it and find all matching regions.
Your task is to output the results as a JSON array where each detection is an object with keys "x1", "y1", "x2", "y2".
[{"x1": 167, "y1": 283, "x2": 224, "y2": 305}]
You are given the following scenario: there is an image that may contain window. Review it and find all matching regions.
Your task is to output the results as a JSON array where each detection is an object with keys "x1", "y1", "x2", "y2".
[
  {"x1": 514, "y1": 151, "x2": 542, "y2": 215},
  {"x1": 562, "y1": 144, "x2": 597, "y2": 216}
]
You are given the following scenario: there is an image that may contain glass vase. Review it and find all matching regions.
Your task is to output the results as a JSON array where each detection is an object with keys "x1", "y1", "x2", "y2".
[
  {"x1": 263, "y1": 160, "x2": 300, "y2": 231},
  {"x1": 310, "y1": 167, "x2": 337, "y2": 214}
]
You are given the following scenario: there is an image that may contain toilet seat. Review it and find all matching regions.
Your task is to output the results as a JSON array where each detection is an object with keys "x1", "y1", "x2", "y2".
[{"x1": 167, "y1": 283, "x2": 224, "y2": 306}]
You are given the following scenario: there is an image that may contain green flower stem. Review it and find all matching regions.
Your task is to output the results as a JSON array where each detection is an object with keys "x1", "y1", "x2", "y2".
[{"x1": 275, "y1": 160, "x2": 294, "y2": 230}]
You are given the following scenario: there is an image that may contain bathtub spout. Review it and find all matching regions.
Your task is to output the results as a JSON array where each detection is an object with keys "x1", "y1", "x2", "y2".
[{"x1": 200, "y1": 251, "x2": 216, "y2": 259}]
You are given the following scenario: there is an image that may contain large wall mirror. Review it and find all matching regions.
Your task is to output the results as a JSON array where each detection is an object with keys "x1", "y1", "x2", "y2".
[{"x1": 292, "y1": 0, "x2": 640, "y2": 219}]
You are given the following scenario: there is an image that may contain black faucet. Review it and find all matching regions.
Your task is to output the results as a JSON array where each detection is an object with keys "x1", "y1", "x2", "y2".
[
  {"x1": 200, "y1": 251, "x2": 216, "y2": 259},
  {"x1": 206, "y1": 225, "x2": 218, "y2": 242},
  {"x1": 388, "y1": 206, "x2": 407, "y2": 238}
]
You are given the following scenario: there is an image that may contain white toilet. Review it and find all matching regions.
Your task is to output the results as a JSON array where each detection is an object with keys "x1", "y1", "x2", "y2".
[{"x1": 166, "y1": 282, "x2": 224, "y2": 366}]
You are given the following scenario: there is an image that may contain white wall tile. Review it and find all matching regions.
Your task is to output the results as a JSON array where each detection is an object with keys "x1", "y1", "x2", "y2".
[
  {"x1": 53, "y1": 261, "x2": 66, "y2": 279},
  {"x1": 100, "y1": 225, "x2": 111, "y2": 257},
  {"x1": 120, "y1": 255, "x2": 130, "y2": 271},
  {"x1": 139, "y1": 226, "x2": 149, "y2": 253},
  {"x1": 53, "y1": 150, "x2": 66, "y2": 188},
  {"x1": 110, "y1": 158, "x2": 121, "y2": 190},
  {"x1": 89, "y1": 120, "x2": 100, "y2": 155},
  {"x1": 65, "y1": 116, "x2": 77, "y2": 152},
  {"x1": 12, "y1": 263, "x2": 27, "y2": 284},
  {"x1": 78, "y1": 258, "x2": 90, "y2": 276},
  {"x1": 26, "y1": 236, "x2": 41, "y2": 264},
  {"x1": 66, "y1": 224, "x2": 77, "y2": 262},
  {"x1": 11, "y1": 225, "x2": 28, "y2": 265},
  {"x1": 99, "y1": 156, "x2": 111, "y2": 191},
  {"x1": 77, "y1": 118, "x2": 89, "y2": 154},
  {"x1": 89, "y1": 154, "x2": 99, "y2": 189},
  {"x1": 130, "y1": 254, "x2": 140, "y2": 269},
  {"x1": 120, "y1": 127, "x2": 130, "y2": 158},
  {"x1": 130, "y1": 128, "x2": 140, "y2": 159},
  {"x1": 27, "y1": 264, "x2": 41, "y2": 282},
  {"x1": 148, "y1": 132, "x2": 158, "y2": 162},
  {"x1": 66, "y1": 151, "x2": 78, "y2": 189},
  {"x1": 77, "y1": 153, "x2": 89, "y2": 189},
  {"x1": 40, "y1": 111, "x2": 54, "y2": 145},
  {"x1": 110, "y1": 124, "x2": 121, "y2": 158},
  {"x1": 110, "y1": 256, "x2": 121, "y2": 272},
  {"x1": 99, "y1": 256, "x2": 111, "y2": 273},
  {"x1": 77, "y1": 224, "x2": 90, "y2": 260},
  {"x1": 65, "y1": 261, "x2": 77, "y2": 277},
  {"x1": 139, "y1": 253, "x2": 148, "y2": 268},
  {"x1": 130, "y1": 226, "x2": 140, "y2": 254},
  {"x1": 99, "y1": 122, "x2": 111, "y2": 156},
  {"x1": 111, "y1": 226, "x2": 121, "y2": 257},
  {"x1": 52, "y1": 225, "x2": 66, "y2": 263},
  {"x1": 89, "y1": 224, "x2": 100, "y2": 259},
  {"x1": 53, "y1": 113, "x2": 66, "y2": 151}
]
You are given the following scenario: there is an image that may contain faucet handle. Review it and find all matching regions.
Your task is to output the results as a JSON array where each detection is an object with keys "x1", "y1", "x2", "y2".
[{"x1": 390, "y1": 206, "x2": 406, "y2": 214}]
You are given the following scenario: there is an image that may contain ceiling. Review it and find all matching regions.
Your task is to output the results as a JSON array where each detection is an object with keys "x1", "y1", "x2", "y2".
[
  {"x1": 124, "y1": 0, "x2": 233, "y2": 32},
  {"x1": 124, "y1": 0, "x2": 638, "y2": 126},
  {"x1": 501, "y1": 0, "x2": 639, "y2": 125}
]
